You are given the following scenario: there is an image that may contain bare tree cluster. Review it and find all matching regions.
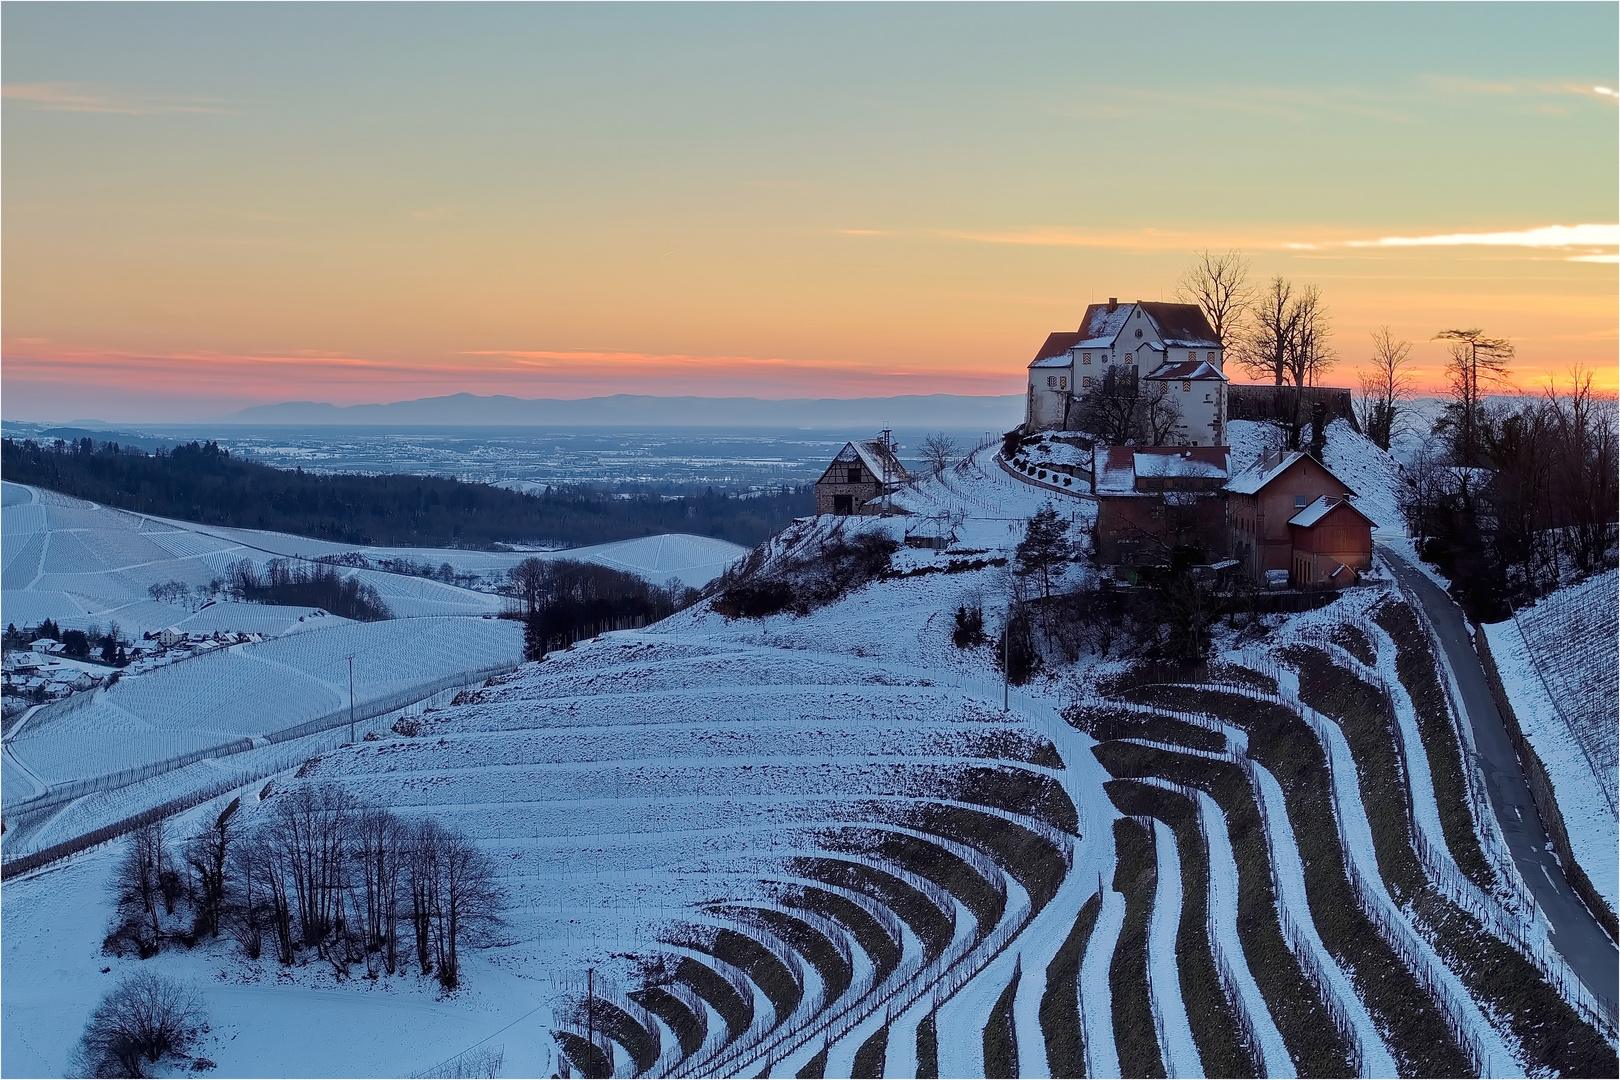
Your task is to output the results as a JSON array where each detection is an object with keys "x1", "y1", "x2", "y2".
[
  {"x1": 105, "y1": 787, "x2": 504, "y2": 990},
  {"x1": 1403, "y1": 364, "x2": 1618, "y2": 616},
  {"x1": 1073, "y1": 367, "x2": 1183, "y2": 445}
]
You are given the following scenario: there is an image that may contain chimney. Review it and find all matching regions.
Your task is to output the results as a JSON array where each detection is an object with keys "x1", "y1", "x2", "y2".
[{"x1": 1107, "y1": 297, "x2": 1117, "y2": 312}]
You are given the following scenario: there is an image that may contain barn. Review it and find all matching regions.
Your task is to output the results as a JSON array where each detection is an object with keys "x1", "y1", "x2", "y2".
[{"x1": 814, "y1": 439, "x2": 909, "y2": 515}]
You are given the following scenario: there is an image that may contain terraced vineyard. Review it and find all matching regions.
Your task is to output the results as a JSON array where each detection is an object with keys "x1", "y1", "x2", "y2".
[{"x1": 4, "y1": 426, "x2": 1614, "y2": 1078}]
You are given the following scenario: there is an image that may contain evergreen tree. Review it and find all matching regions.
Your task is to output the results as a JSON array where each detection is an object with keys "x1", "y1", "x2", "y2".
[{"x1": 1015, "y1": 506, "x2": 1070, "y2": 600}]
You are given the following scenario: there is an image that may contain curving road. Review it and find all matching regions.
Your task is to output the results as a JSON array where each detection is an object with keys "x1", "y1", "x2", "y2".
[{"x1": 1382, "y1": 546, "x2": 1618, "y2": 1016}]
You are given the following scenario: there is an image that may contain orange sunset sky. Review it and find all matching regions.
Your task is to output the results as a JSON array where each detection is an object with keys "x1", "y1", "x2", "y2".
[{"x1": 3, "y1": 3, "x2": 1616, "y2": 421}]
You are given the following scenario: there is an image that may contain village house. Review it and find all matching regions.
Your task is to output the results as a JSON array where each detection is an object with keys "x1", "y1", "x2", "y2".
[
  {"x1": 1092, "y1": 446, "x2": 1231, "y2": 567},
  {"x1": 1026, "y1": 299, "x2": 1228, "y2": 446},
  {"x1": 814, "y1": 437, "x2": 909, "y2": 515},
  {"x1": 1225, "y1": 448, "x2": 1374, "y2": 587}
]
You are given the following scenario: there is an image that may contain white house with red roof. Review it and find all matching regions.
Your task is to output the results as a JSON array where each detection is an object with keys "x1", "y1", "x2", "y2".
[{"x1": 1025, "y1": 298, "x2": 1227, "y2": 445}]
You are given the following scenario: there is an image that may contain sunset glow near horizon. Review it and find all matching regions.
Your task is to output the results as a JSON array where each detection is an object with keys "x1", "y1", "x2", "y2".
[{"x1": 3, "y1": 3, "x2": 1616, "y2": 423}]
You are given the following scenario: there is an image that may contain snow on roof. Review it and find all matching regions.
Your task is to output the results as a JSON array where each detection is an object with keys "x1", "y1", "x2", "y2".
[
  {"x1": 1225, "y1": 447, "x2": 1357, "y2": 497},
  {"x1": 1077, "y1": 303, "x2": 1133, "y2": 344},
  {"x1": 1031, "y1": 354, "x2": 1074, "y2": 369},
  {"x1": 1095, "y1": 446, "x2": 1140, "y2": 494},
  {"x1": 1094, "y1": 446, "x2": 1228, "y2": 493},
  {"x1": 1145, "y1": 360, "x2": 1228, "y2": 382},
  {"x1": 1132, "y1": 447, "x2": 1230, "y2": 480},
  {"x1": 1135, "y1": 302, "x2": 1220, "y2": 348},
  {"x1": 828, "y1": 439, "x2": 909, "y2": 484},
  {"x1": 1289, "y1": 494, "x2": 1376, "y2": 529},
  {"x1": 1027, "y1": 331, "x2": 1085, "y2": 369}
]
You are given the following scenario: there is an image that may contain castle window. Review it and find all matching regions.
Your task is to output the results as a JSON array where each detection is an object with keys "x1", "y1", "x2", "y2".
[
  {"x1": 1134, "y1": 328, "x2": 1143, "y2": 339},
  {"x1": 1190, "y1": 350, "x2": 1198, "y2": 361},
  {"x1": 1125, "y1": 353, "x2": 1134, "y2": 364},
  {"x1": 1047, "y1": 375, "x2": 1057, "y2": 388},
  {"x1": 1059, "y1": 376, "x2": 1067, "y2": 390},
  {"x1": 1082, "y1": 376, "x2": 1093, "y2": 388},
  {"x1": 1204, "y1": 393, "x2": 1212, "y2": 403},
  {"x1": 1207, "y1": 351, "x2": 1216, "y2": 362},
  {"x1": 1082, "y1": 352, "x2": 1092, "y2": 365},
  {"x1": 1182, "y1": 380, "x2": 1191, "y2": 391}
]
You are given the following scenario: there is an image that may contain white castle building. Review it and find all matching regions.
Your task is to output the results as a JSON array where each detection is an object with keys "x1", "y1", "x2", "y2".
[{"x1": 1025, "y1": 298, "x2": 1228, "y2": 446}]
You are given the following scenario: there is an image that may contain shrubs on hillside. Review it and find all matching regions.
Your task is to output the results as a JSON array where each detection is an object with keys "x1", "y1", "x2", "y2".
[
  {"x1": 711, "y1": 529, "x2": 899, "y2": 619},
  {"x1": 103, "y1": 786, "x2": 503, "y2": 990}
]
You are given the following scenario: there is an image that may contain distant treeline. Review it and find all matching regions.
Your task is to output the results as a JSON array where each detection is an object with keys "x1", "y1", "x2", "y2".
[{"x1": 1, "y1": 437, "x2": 811, "y2": 549}]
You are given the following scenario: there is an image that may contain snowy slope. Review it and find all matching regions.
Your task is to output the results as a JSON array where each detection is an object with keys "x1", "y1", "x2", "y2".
[
  {"x1": 1, "y1": 481, "x2": 745, "y2": 638},
  {"x1": 1482, "y1": 569, "x2": 1619, "y2": 914}
]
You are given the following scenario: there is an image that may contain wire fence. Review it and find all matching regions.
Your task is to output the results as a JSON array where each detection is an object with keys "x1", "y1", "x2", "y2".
[{"x1": 4, "y1": 660, "x2": 517, "y2": 820}]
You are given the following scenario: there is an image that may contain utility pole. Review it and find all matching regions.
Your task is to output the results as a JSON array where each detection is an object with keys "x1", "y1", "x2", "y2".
[
  {"x1": 1003, "y1": 610, "x2": 1011, "y2": 711},
  {"x1": 879, "y1": 427, "x2": 893, "y2": 516},
  {"x1": 347, "y1": 654, "x2": 356, "y2": 743}
]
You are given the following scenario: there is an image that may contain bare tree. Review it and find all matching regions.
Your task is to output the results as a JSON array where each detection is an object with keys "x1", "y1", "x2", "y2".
[
  {"x1": 353, "y1": 805, "x2": 406, "y2": 975},
  {"x1": 1176, "y1": 248, "x2": 1255, "y2": 348},
  {"x1": 1356, "y1": 327, "x2": 1414, "y2": 450},
  {"x1": 1140, "y1": 382, "x2": 1183, "y2": 445},
  {"x1": 71, "y1": 971, "x2": 206, "y2": 1079},
  {"x1": 182, "y1": 798, "x2": 239, "y2": 940},
  {"x1": 432, "y1": 827, "x2": 506, "y2": 989},
  {"x1": 1434, "y1": 327, "x2": 1514, "y2": 467},
  {"x1": 1544, "y1": 366, "x2": 1619, "y2": 575},
  {"x1": 508, "y1": 558, "x2": 549, "y2": 615},
  {"x1": 1239, "y1": 276, "x2": 1298, "y2": 386},
  {"x1": 1284, "y1": 284, "x2": 1335, "y2": 389},
  {"x1": 109, "y1": 822, "x2": 170, "y2": 956},
  {"x1": 1075, "y1": 367, "x2": 1141, "y2": 445},
  {"x1": 920, "y1": 433, "x2": 958, "y2": 475}
]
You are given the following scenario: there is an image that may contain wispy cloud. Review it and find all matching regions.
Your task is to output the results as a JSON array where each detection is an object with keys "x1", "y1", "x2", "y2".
[
  {"x1": 1288, "y1": 223, "x2": 1619, "y2": 263},
  {"x1": 2, "y1": 82, "x2": 234, "y2": 115},
  {"x1": 934, "y1": 227, "x2": 1236, "y2": 251}
]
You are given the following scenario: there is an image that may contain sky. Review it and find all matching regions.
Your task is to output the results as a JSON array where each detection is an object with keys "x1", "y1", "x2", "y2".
[{"x1": 3, "y1": 2, "x2": 1616, "y2": 422}]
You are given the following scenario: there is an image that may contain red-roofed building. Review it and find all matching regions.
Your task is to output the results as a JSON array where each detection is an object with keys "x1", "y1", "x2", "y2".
[
  {"x1": 1225, "y1": 448, "x2": 1374, "y2": 586},
  {"x1": 1093, "y1": 446, "x2": 1231, "y2": 566},
  {"x1": 1025, "y1": 298, "x2": 1227, "y2": 445}
]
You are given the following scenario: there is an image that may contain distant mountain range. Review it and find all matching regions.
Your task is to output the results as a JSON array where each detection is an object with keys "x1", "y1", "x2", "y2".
[{"x1": 221, "y1": 392, "x2": 1025, "y2": 430}]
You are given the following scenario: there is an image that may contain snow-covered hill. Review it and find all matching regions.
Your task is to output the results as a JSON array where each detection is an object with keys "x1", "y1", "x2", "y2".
[
  {"x1": 8, "y1": 439, "x2": 1609, "y2": 1080},
  {"x1": 1, "y1": 481, "x2": 746, "y2": 640}
]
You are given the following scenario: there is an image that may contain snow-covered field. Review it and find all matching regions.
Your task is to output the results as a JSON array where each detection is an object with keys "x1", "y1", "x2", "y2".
[
  {"x1": 6, "y1": 428, "x2": 1610, "y2": 1079},
  {"x1": 1482, "y1": 568, "x2": 1619, "y2": 915},
  {"x1": 2, "y1": 616, "x2": 523, "y2": 841},
  {"x1": 1, "y1": 481, "x2": 745, "y2": 641}
]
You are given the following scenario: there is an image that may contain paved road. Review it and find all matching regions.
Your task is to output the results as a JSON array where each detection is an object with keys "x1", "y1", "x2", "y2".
[{"x1": 1382, "y1": 546, "x2": 1618, "y2": 1014}]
